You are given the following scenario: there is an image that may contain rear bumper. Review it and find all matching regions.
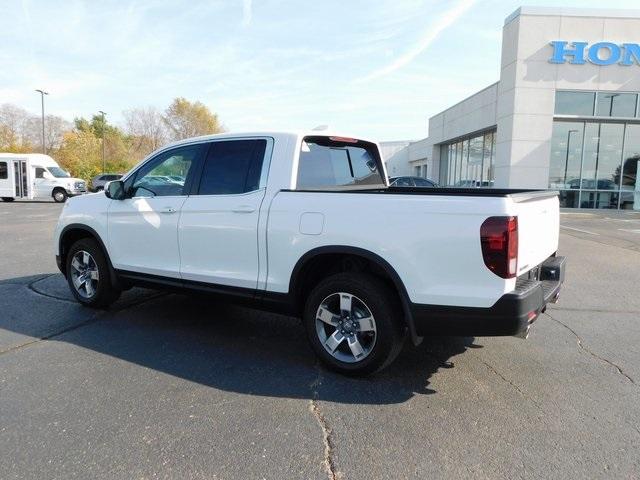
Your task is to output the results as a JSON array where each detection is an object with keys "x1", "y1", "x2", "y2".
[{"x1": 411, "y1": 255, "x2": 566, "y2": 337}]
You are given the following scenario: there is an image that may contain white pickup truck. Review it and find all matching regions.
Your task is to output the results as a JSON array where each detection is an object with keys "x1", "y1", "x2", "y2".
[{"x1": 53, "y1": 131, "x2": 565, "y2": 375}]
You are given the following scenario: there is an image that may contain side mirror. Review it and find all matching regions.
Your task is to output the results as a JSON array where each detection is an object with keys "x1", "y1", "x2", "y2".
[
  {"x1": 43, "y1": 171, "x2": 54, "y2": 180},
  {"x1": 105, "y1": 180, "x2": 126, "y2": 200}
]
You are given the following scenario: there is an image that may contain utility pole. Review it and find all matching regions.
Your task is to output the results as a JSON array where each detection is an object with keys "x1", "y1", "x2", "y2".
[
  {"x1": 98, "y1": 111, "x2": 107, "y2": 173},
  {"x1": 35, "y1": 89, "x2": 48, "y2": 154}
]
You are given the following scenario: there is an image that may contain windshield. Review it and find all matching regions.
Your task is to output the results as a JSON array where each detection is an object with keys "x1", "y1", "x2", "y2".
[{"x1": 48, "y1": 167, "x2": 70, "y2": 178}]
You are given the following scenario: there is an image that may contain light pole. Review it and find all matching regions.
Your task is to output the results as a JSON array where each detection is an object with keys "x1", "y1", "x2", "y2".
[
  {"x1": 98, "y1": 110, "x2": 106, "y2": 173},
  {"x1": 34, "y1": 89, "x2": 48, "y2": 154},
  {"x1": 563, "y1": 129, "x2": 579, "y2": 187}
]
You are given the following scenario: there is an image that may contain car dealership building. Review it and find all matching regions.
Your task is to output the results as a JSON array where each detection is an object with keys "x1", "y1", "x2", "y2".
[{"x1": 383, "y1": 7, "x2": 640, "y2": 209}]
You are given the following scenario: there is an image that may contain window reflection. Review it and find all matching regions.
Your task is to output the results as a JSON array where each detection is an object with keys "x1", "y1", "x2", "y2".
[
  {"x1": 555, "y1": 91, "x2": 595, "y2": 116},
  {"x1": 550, "y1": 120, "x2": 640, "y2": 209},
  {"x1": 596, "y1": 93, "x2": 637, "y2": 117}
]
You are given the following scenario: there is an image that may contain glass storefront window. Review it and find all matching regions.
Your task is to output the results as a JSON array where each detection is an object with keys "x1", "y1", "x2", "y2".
[
  {"x1": 549, "y1": 122, "x2": 584, "y2": 189},
  {"x1": 596, "y1": 93, "x2": 637, "y2": 117},
  {"x1": 550, "y1": 119, "x2": 640, "y2": 209},
  {"x1": 579, "y1": 190, "x2": 619, "y2": 209},
  {"x1": 621, "y1": 124, "x2": 640, "y2": 210},
  {"x1": 439, "y1": 130, "x2": 496, "y2": 187},
  {"x1": 583, "y1": 123, "x2": 623, "y2": 190},
  {"x1": 555, "y1": 91, "x2": 595, "y2": 116}
]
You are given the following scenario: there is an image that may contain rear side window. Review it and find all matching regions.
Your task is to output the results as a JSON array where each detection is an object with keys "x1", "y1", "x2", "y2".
[
  {"x1": 197, "y1": 139, "x2": 267, "y2": 195},
  {"x1": 0, "y1": 162, "x2": 7, "y2": 179},
  {"x1": 296, "y1": 136, "x2": 385, "y2": 190}
]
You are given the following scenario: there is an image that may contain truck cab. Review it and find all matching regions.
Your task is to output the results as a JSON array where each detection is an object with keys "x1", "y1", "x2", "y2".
[{"x1": 0, "y1": 153, "x2": 87, "y2": 202}]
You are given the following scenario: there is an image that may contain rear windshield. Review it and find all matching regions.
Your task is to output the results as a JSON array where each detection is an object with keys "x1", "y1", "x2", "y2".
[{"x1": 296, "y1": 136, "x2": 386, "y2": 190}]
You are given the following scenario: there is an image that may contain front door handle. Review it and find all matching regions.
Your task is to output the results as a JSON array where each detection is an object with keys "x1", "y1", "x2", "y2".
[
  {"x1": 232, "y1": 205, "x2": 256, "y2": 213},
  {"x1": 161, "y1": 206, "x2": 177, "y2": 214}
]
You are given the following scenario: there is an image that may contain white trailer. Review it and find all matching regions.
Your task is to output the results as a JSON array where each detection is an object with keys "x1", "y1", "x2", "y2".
[{"x1": 0, "y1": 153, "x2": 87, "y2": 203}]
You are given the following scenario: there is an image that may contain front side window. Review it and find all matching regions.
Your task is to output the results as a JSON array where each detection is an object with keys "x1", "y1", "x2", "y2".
[
  {"x1": 131, "y1": 144, "x2": 201, "y2": 197},
  {"x1": 0, "y1": 162, "x2": 7, "y2": 179},
  {"x1": 35, "y1": 167, "x2": 46, "y2": 179},
  {"x1": 197, "y1": 139, "x2": 267, "y2": 195},
  {"x1": 296, "y1": 136, "x2": 385, "y2": 190}
]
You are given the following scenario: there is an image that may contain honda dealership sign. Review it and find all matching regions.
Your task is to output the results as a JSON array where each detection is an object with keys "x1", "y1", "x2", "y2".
[{"x1": 549, "y1": 41, "x2": 640, "y2": 66}]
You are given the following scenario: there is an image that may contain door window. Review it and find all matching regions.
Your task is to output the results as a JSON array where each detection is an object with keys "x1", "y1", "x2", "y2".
[
  {"x1": 197, "y1": 139, "x2": 267, "y2": 195},
  {"x1": 35, "y1": 167, "x2": 46, "y2": 179},
  {"x1": 131, "y1": 144, "x2": 201, "y2": 197},
  {"x1": 0, "y1": 162, "x2": 7, "y2": 179}
]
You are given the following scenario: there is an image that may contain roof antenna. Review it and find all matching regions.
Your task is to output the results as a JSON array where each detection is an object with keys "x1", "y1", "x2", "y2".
[{"x1": 312, "y1": 125, "x2": 329, "y2": 131}]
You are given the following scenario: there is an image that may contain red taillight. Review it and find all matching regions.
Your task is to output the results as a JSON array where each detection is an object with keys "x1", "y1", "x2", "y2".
[{"x1": 480, "y1": 216, "x2": 518, "y2": 279}]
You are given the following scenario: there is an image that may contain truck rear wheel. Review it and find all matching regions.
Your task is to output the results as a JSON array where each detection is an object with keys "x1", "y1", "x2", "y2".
[
  {"x1": 53, "y1": 188, "x2": 67, "y2": 203},
  {"x1": 1, "y1": 197, "x2": 15, "y2": 202},
  {"x1": 66, "y1": 238, "x2": 121, "y2": 308},
  {"x1": 303, "y1": 272, "x2": 405, "y2": 376}
]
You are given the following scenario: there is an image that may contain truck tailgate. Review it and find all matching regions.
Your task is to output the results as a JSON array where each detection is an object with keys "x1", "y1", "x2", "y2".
[{"x1": 512, "y1": 193, "x2": 560, "y2": 276}]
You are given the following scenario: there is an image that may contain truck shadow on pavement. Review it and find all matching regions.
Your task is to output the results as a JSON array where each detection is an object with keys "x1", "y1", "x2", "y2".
[{"x1": 0, "y1": 274, "x2": 479, "y2": 405}]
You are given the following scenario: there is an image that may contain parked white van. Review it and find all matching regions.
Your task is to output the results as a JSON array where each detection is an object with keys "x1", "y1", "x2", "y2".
[{"x1": 0, "y1": 153, "x2": 87, "y2": 202}]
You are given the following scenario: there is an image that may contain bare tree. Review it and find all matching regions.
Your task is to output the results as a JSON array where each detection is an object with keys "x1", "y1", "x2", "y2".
[
  {"x1": 0, "y1": 103, "x2": 32, "y2": 149},
  {"x1": 123, "y1": 106, "x2": 167, "y2": 158}
]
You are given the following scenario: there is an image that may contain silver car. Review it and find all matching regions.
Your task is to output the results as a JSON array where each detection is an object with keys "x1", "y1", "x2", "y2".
[{"x1": 91, "y1": 173, "x2": 122, "y2": 192}]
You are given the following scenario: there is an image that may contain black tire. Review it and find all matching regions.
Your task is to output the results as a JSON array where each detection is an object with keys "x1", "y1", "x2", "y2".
[
  {"x1": 303, "y1": 272, "x2": 405, "y2": 376},
  {"x1": 1, "y1": 197, "x2": 15, "y2": 202},
  {"x1": 52, "y1": 188, "x2": 68, "y2": 203},
  {"x1": 66, "y1": 238, "x2": 121, "y2": 308}
]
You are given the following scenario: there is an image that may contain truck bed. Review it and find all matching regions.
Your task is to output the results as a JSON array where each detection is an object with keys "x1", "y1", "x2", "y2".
[{"x1": 286, "y1": 187, "x2": 559, "y2": 202}]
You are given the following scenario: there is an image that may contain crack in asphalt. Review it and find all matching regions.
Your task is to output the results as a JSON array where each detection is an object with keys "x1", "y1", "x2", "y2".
[
  {"x1": 309, "y1": 365, "x2": 338, "y2": 480},
  {"x1": 544, "y1": 312, "x2": 637, "y2": 387},
  {"x1": 0, "y1": 277, "x2": 166, "y2": 356},
  {"x1": 479, "y1": 359, "x2": 544, "y2": 412}
]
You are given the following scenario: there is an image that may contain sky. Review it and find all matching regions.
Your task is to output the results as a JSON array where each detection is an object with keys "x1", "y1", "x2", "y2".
[{"x1": 2, "y1": 0, "x2": 640, "y2": 141}]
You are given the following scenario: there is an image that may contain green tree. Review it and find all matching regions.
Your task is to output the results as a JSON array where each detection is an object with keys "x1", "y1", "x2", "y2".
[{"x1": 163, "y1": 97, "x2": 224, "y2": 141}]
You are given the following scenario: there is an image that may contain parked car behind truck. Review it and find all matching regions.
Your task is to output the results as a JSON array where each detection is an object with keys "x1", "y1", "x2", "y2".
[
  {"x1": 91, "y1": 173, "x2": 123, "y2": 192},
  {"x1": 0, "y1": 153, "x2": 86, "y2": 202},
  {"x1": 53, "y1": 131, "x2": 565, "y2": 375}
]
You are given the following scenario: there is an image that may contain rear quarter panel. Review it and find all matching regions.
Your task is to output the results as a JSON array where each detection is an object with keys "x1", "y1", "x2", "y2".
[{"x1": 266, "y1": 191, "x2": 517, "y2": 308}]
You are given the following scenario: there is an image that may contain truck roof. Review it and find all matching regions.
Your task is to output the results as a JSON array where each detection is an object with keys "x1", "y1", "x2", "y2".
[{"x1": 163, "y1": 130, "x2": 377, "y2": 149}]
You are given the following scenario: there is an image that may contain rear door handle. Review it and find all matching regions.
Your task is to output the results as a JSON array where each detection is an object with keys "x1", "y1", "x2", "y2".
[
  {"x1": 232, "y1": 205, "x2": 256, "y2": 213},
  {"x1": 161, "y1": 206, "x2": 177, "y2": 214}
]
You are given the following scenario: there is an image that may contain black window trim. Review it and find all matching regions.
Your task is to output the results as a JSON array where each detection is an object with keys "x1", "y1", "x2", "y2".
[
  {"x1": 0, "y1": 161, "x2": 8, "y2": 180},
  {"x1": 188, "y1": 136, "x2": 275, "y2": 197}
]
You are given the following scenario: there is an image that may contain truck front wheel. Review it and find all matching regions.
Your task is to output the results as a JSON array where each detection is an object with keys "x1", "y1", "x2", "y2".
[
  {"x1": 52, "y1": 188, "x2": 68, "y2": 203},
  {"x1": 303, "y1": 272, "x2": 405, "y2": 376},
  {"x1": 66, "y1": 238, "x2": 121, "y2": 308}
]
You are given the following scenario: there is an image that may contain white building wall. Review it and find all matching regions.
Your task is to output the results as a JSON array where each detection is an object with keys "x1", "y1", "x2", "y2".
[
  {"x1": 379, "y1": 141, "x2": 412, "y2": 176},
  {"x1": 497, "y1": 7, "x2": 640, "y2": 188}
]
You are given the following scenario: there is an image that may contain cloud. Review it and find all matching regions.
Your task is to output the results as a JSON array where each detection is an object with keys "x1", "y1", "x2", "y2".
[
  {"x1": 242, "y1": 0, "x2": 252, "y2": 26},
  {"x1": 353, "y1": 0, "x2": 477, "y2": 84}
]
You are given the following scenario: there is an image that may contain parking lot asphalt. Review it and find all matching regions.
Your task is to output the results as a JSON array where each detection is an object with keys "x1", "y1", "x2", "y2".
[{"x1": 1, "y1": 201, "x2": 639, "y2": 479}]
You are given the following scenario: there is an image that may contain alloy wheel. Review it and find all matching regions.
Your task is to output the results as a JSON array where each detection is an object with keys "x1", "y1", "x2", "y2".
[
  {"x1": 70, "y1": 250, "x2": 100, "y2": 299},
  {"x1": 315, "y1": 292, "x2": 377, "y2": 363}
]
